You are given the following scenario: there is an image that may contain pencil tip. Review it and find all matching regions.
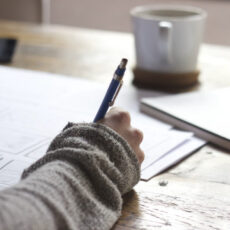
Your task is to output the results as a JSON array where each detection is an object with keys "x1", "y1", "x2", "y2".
[{"x1": 120, "y1": 58, "x2": 128, "y2": 69}]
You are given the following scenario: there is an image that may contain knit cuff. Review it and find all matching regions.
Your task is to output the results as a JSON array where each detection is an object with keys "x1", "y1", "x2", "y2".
[{"x1": 22, "y1": 122, "x2": 140, "y2": 195}]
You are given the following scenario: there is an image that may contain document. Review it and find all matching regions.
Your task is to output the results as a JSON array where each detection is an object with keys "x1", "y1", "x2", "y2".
[
  {"x1": 0, "y1": 66, "x2": 206, "y2": 188},
  {"x1": 141, "y1": 130, "x2": 193, "y2": 170},
  {"x1": 141, "y1": 137, "x2": 206, "y2": 180}
]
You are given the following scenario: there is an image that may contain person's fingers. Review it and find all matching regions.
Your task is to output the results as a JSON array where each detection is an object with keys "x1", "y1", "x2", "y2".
[
  {"x1": 124, "y1": 128, "x2": 144, "y2": 164},
  {"x1": 123, "y1": 127, "x2": 143, "y2": 147},
  {"x1": 99, "y1": 107, "x2": 131, "y2": 132},
  {"x1": 130, "y1": 128, "x2": 144, "y2": 145},
  {"x1": 106, "y1": 107, "x2": 131, "y2": 126},
  {"x1": 136, "y1": 148, "x2": 145, "y2": 164}
]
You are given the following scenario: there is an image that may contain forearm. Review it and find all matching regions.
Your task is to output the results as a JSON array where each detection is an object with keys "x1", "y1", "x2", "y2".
[{"x1": 0, "y1": 123, "x2": 140, "y2": 230}]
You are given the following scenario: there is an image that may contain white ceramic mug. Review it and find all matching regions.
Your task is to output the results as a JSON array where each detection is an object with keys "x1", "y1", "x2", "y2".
[{"x1": 131, "y1": 5, "x2": 207, "y2": 73}]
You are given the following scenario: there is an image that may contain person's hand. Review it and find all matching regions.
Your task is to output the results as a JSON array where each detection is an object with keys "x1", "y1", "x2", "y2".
[{"x1": 98, "y1": 107, "x2": 144, "y2": 164}]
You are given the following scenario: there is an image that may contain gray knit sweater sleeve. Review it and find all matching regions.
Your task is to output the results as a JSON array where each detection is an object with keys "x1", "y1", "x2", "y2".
[{"x1": 0, "y1": 123, "x2": 140, "y2": 230}]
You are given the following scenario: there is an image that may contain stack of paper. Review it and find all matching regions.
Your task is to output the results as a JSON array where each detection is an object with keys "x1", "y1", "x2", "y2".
[
  {"x1": 0, "y1": 66, "x2": 206, "y2": 189},
  {"x1": 131, "y1": 112, "x2": 206, "y2": 180}
]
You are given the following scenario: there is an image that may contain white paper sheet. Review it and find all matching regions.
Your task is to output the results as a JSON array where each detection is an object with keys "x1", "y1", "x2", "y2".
[
  {"x1": 0, "y1": 128, "x2": 47, "y2": 154},
  {"x1": 141, "y1": 130, "x2": 193, "y2": 171},
  {"x1": 141, "y1": 137, "x2": 206, "y2": 180}
]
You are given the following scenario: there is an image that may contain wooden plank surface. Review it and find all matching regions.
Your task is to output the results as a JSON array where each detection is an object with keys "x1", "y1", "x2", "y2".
[
  {"x1": 116, "y1": 173, "x2": 230, "y2": 229},
  {"x1": 0, "y1": 20, "x2": 230, "y2": 229},
  {"x1": 115, "y1": 146, "x2": 230, "y2": 229}
]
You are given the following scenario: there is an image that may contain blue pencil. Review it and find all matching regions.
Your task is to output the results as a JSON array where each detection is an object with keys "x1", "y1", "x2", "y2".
[{"x1": 93, "y1": 58, "x2": 128, "y2": 122}]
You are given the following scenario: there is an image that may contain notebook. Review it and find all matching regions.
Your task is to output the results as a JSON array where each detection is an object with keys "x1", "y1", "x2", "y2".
[{"x1": 141, "y1": 87, "x2": 230, "y2": 151}]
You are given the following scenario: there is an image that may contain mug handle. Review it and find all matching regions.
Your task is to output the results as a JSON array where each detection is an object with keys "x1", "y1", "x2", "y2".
[{"x1": 158, "y1": 21, "x2": 172, "y2": 64}]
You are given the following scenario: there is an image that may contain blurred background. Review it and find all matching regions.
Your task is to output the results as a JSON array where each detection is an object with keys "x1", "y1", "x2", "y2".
[{"x1": 0, "y1": 0, "x2": 229, "y2": 45}]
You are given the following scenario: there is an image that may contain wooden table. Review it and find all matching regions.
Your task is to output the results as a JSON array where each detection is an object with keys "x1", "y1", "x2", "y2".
[{"x1": 0, "y1": 20, "x2": 230, "y2": 229}]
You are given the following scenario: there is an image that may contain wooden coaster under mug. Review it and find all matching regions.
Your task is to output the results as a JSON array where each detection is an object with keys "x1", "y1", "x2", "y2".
[{"x1": 133, "y1": 67, "x2": 200, "y2": 90}]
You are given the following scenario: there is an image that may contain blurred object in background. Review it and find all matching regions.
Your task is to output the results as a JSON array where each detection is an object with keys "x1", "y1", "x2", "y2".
[
  {"x1": 0, "y1": 38, "x2": 17, "y2": 63},
  {"x1": 0, "y1": 0, "x2": 229, "y2": 46},
  {"x1": 0, "y1": 0, "x2": 50, "y2": 24},
  {"x1": 0, "y1": 0, "x2": 41, "y2": 23}
]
